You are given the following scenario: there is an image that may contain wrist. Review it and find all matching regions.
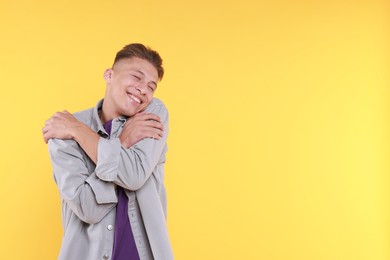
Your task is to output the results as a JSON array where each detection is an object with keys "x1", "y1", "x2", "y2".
[
  {"x1": 119, "y1": 135, "x2": 131, "y2": 149},
  {"x1": 71, "y1": 122, "x2": 88, "y2": 141}
]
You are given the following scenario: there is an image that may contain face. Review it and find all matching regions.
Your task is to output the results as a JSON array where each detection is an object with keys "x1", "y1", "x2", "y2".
[{"x1": 103, "y1": 57, "x2": 159, "y2": 120}]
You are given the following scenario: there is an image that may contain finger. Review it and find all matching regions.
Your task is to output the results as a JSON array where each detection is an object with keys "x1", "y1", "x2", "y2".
[
  {"x1": 63, "y1": 110, "x2": 74, "y2": 116},
  {"x1": 127, "y1": 126, "x2": 163, "y2": 140},
  {"x1": 54, "y1": 111, "x2": 65, "y2": 118},
  {"x1": 128, "y1": 120, "x2": 164, "y2": 132},
  {"x1": 42, "y1": 124, "x2": 54, "y2": 134},
  {"x1": 141, "y1": 127, "x2": 164, "y2": 138},
  {"x1": 124, "y1": 117, "x2": 161, "y2": 130},
  {"x1": 145, "y1": 129, "x2": 163, "y2": 139},
  {"x1": 135, "y1": 132, "x2": 162, "y2": 141},
  {"x1": 54, "y1": 111, "x2": 70, "y2": 118},
  {"x1": 141, "y1": 120, "x2": 164, "y2": 130},
  {"x1": 43, "y1": 133, "x2": 49, "y2": 143},
  {"x1": 51, "y1": 112, "x2": 61, "y2": 119}
]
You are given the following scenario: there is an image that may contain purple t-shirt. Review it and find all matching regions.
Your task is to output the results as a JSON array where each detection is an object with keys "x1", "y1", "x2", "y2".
[{"x1": 103, "y1": 120, "x2": 140, "y2": 260}]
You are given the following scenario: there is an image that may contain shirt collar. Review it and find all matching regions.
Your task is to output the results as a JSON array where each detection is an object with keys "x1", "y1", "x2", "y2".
[{"x1": 92, "y1": 99, "x2": 127, "y2": 138}]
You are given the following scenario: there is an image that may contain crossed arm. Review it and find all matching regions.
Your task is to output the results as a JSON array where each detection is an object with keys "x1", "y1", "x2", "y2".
[
  {"x1": 43, "y1": 111, "x2": 164, "y2": 164},
  {"x1": 43, "y1": 101, "x2": 169, "y2": 223}
]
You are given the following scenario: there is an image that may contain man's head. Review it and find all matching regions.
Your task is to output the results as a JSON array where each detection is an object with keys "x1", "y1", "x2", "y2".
[
  {"x1": 113, "y1": 43, "x2": 164, "y2": 80},
  {"x1": 102, "y1": 43, "x2": 164, "y2": 121}
]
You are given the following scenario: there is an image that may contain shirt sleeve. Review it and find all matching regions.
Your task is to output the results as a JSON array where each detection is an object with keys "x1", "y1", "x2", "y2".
[
  {"x1": 48, "y1": 138, "x2": 118, "y2": 224},
  {"x1": 94, "y1": 100, "x2": 169, "y2": 191}
]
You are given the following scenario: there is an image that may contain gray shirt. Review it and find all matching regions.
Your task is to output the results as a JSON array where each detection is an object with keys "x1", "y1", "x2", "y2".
[{"x1": 48, "y1": 98, "x2": 173, "y2": 260}]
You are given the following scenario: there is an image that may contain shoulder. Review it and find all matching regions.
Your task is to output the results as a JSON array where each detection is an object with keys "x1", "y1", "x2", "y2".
[
  {"x1": 145, "y1": 98, "x2": 168, "y2": 115},
  {"x1": 147, "y1": 98, "x2": 167, "y2": 108},
  {"x1": 144, "y1": 98, "x2": 169, "y2": 124},
  {"x1": 48, "y1": 106, "x2": 95, "y2": 159},
  {"x1": 73, "y1": 107, "x2": 95, "y2": 125}
]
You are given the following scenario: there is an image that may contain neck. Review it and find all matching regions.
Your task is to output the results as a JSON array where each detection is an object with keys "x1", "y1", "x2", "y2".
[{"x1": 100, "y1": 100, "x2": 117, "y2": 124}]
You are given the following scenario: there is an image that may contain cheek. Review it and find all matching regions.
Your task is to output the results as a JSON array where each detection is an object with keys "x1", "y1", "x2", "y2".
[
  {"x1": 109, "y1": 88, "x2": 120, "y2": 99},
  {"x1": 111, "y1": 83, "x2": 126, "y2": 95},
  {"x1": 145, "y1": 93, "x2": 154, "y2": 103}
]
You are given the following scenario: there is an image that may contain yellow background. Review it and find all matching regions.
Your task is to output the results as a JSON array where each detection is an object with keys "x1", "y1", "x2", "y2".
[{"x1": 0, "y1": 0, "x2": 388, "y2": 259}]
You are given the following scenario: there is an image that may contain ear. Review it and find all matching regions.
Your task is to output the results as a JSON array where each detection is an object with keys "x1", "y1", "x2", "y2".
[{"x1": 104, "y1": 68, "x2": 113, "y2": 83}]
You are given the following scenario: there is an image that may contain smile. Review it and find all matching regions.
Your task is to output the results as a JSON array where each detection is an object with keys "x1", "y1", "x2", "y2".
[{"x1": 128, "y1": 93, "x2": 141, "y2": 104}]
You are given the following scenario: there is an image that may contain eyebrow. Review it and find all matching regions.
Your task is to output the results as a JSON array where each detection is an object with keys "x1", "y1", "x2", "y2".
[{"x1": 136, "y1": 70, "x2": 157, "y2": 87}]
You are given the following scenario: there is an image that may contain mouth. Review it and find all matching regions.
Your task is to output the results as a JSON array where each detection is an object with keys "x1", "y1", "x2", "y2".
[{"x1": 127, "y1": 93, "x2": 141, "y2": 104}]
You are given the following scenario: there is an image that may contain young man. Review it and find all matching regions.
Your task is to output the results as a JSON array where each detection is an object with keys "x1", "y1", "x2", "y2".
[{"x1": 42, "y1": 43, "x2": 173, "y2": 260}]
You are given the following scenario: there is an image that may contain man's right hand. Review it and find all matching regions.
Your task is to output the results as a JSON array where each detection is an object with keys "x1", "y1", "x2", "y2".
[
  {"x1": 42, "y1": 110, "x2": 82, "y2": 143},
  {"x1": 119, "y1": 113, "x2": 164, "y2": 149}
]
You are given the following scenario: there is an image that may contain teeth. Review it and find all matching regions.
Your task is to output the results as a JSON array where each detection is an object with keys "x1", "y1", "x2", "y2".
[{"x1": 130, "y1": 94, "x2": 141, "y2": 104}]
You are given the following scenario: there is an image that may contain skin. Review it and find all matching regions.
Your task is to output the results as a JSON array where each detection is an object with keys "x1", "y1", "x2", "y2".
[{"x1": 42, "y1": 57, "x2": 164, "y2": 164}]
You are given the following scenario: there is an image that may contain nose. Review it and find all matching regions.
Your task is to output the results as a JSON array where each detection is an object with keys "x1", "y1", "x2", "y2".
[{"x1": 135, "y1": 83, "x2": 147, "y2": 94}]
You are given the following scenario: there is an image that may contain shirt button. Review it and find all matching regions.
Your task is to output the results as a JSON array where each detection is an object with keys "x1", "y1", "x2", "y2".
[
  {"x1": 103, "y1": 254, "x2": 109, "y2": 260},
  {"x1": 107, "y1": 224, "x2": 113, "y2": 231}
]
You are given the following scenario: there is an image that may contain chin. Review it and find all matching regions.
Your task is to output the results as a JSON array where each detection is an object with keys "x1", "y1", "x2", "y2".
[{"x1": 123, "y1": 107, "x2": 143, "y2": 117}]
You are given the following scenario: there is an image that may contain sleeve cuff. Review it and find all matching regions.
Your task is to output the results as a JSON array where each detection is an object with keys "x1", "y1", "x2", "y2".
[
  {"x1": 85, "y1": 173, "x2": 118, "y2": 204},
  {"x1": 95, "y1": 137, "x2": 121, "y2": 181}
]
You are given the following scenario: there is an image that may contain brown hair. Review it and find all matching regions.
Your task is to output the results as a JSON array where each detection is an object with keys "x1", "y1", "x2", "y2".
[{"x1": 113, "y1": 43, "x2": 164, "y2": 80}]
